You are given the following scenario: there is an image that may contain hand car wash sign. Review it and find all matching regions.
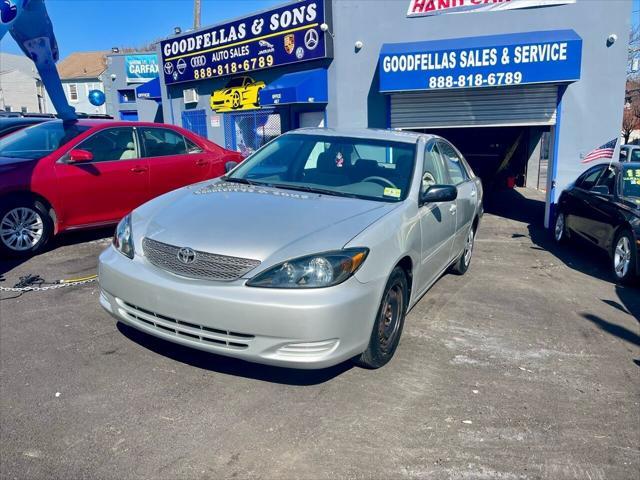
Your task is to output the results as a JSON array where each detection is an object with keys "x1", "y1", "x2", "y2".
[
  {"x1": 160, "y1": 0, "x2": 328, "y2": 86},
  {"x1": 379, "y1": 30, "x2": 582, "y2": 92},
  {"x1": 407, "y1": 0, "x2": 576, "y2": 17}
]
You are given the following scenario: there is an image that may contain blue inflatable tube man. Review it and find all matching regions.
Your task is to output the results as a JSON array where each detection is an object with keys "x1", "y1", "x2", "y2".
[{"x1": 1, "y1": 0, "x2": 77, "y2": 120}]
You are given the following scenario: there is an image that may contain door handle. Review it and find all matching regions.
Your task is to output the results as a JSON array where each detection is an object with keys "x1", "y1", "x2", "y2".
[
  {"x1": 449, "y1": 205, "x2": 457, "y2": 214},
  {"x1": 195, "y1": 159, "x2": 209, "y2": 167},
  {"x1": 130, "y1": 166, "x2": 147, "y2": 173}
]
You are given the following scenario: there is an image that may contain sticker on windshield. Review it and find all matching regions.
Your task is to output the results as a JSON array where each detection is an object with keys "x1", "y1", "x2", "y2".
[
  {"x1": 623, "y1": 169, "x2": 640, "y2": 185},
  {"x1": 335, "y1": 152, "x2": 344, "y2": 168},
  {"x1": 383, "y1": 187, "x2": 402, "y2": 198}
]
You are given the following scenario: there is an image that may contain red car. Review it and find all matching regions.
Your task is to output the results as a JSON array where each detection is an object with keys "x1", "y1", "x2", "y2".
[{"x1": 0, "y1": 120, "x2": 242, "y2": 256}]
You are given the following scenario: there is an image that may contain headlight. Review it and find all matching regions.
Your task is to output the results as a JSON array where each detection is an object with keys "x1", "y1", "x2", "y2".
[
  {"x1": 113, "y1": 214, "x2": 134, "y2": 259},
  {"x1": 247, "y1": 248, "x2": 368, "y2": 289}
]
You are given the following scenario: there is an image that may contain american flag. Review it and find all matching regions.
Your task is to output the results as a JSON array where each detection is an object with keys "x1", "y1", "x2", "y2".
[{"x1": 581, "y1": 138, "x2": 618, "y2": 164}]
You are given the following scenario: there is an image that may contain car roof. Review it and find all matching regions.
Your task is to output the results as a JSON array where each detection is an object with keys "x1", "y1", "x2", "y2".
[
  {"x1": 0, "y1": 117, "x2": 48, "y2": 126},
  {"x1": 29, "y1": 119, "x2": 186, "y2": 129},
  {"x1": 289, "y1": 127, "x2": 433, "y2": 144}
]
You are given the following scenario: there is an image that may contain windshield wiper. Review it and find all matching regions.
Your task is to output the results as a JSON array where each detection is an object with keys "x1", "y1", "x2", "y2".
[
  {"x1": 223, "y1": 177, "x2": 263, "y2": 187},
  {"x1": 266, "y1": 183, "x2": 361, "y2": 199}
]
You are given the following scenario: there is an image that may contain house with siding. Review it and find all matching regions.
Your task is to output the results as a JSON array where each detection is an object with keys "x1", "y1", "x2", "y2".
[{"x1": 0, "y1": 53, "x2": 47, "y2": 114}]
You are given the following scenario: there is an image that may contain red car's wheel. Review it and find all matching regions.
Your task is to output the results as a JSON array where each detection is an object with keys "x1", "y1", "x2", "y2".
[{"x1": 0, "y1": 197, "x2": 53, "y2": 258}]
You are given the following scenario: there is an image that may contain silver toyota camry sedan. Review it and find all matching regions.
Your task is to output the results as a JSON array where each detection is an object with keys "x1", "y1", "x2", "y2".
[{"x1": 99, "y1": 128, "x2": 483, "y2": 369}]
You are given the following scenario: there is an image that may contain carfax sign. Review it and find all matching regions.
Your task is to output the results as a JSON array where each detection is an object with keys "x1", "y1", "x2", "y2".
[
  {"x1": 379, "y1": 30, "x2": 582, "y2": 92},
  {"x1": 160, "y1": 0, "x2": 328, "y2": 86},
  {"x1": 125, "y1": 54, "x2": 159, "y2": 83}
]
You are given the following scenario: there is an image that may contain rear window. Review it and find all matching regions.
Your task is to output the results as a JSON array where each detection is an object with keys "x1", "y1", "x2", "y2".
[{"x1": 0, "y1": 121, "x2": 90, "y2": 160}]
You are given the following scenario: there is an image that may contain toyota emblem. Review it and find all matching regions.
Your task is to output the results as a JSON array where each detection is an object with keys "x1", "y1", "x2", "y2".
[{"x1": 177, "y1": 247, "x2": 197, "y2": 264}]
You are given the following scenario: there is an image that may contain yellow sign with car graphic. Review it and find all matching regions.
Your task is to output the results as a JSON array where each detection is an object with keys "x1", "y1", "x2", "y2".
[{"x1": 210, "y1": 76, "x2": 266, "y2": 112}]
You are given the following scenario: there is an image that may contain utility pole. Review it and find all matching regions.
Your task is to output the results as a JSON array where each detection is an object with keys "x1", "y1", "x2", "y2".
[{"x1": 194, "y1": 0, "x2": 201, "y2": 30}]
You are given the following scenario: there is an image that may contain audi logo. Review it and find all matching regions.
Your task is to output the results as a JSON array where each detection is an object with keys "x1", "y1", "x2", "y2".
[{"x1": 190, "y1": 55, "x2": 207, "y2": 68}]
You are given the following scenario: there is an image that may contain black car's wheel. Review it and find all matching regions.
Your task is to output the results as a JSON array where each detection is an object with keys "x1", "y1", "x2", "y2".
[
  {"x1": 450, "y1": 225, "x2": 476, "y2": 275},
  {"x1": 354, "y1": 267, "x2": 408, "y2": 369},
  {"x1": 0, "y1": 198, "x2": 53, "y2": 258},
  {"x1": 612, "y1": 229, "x2": 637, "y2": 284},
  {"x1": 554, "y1": 211, "x2": 569, "y2": 244}
]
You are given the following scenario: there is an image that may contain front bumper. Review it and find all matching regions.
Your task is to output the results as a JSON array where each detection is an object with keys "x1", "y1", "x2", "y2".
[{"x1": 98, "y1": 246, "x2": 384, "y2": 369}]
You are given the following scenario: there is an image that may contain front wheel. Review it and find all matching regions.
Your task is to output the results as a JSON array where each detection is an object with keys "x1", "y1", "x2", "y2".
[
  {"x1": 354, "y1": 267, "x2": 408, "y2": 369},
  {"x1": 612, "y1": 229, "x2": 637, "y2": 284},
  {"x1": 554, "y1": 211, "x2": 568, "y2": 244},
  {"x1": 0, "y1": 199, "x2": 53, "y2": 258}
]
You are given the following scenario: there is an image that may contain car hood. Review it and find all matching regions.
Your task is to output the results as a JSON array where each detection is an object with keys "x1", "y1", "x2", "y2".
[{"x1": 137, "y1": 181, "x2": 399, "y2": 270}]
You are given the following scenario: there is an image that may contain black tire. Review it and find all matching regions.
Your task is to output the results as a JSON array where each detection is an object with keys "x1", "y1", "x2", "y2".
[
  {"x1": 553, "y1": 211, "x2": 569, "y2": 244},
  {"x1": 354, "y1": 267, "x2": 408, "y2": 369},
  {"x1": 611, "y1": 229, "x2": 637, "y2": 284},
  {"x1": 0, "y1": 197, "x2": 53, "y2": 258},
  {"x1": 450, "y1": 225, "x2": 476, "y2": 275}
]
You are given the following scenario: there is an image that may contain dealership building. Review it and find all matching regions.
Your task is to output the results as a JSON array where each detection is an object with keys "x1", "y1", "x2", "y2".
[{"x1": 158, "y1": 0, "x2": 631, "y2": 226}]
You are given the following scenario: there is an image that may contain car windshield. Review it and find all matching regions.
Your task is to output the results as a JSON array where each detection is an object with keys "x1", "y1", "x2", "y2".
[
  {"x1": 621, "y1": 165, "x2": 640, "y2": 199},
  {"x1": 227, "y1": 133, "x2": 417, "y2": 202},
  {"x1": 226, "y1": 78, "x2": 246, "y2": 88},
  {"x1": 0, "y1": 121, "x2": 90, "y2": 160}
]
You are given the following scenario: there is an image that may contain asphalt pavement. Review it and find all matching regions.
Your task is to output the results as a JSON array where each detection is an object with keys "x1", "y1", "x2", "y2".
[{"x1": 1, "y1": 188, "x2": 638, "y2": 480}]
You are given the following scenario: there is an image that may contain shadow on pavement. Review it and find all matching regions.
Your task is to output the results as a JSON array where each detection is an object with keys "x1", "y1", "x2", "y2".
[
  {"x1": 117, "y1": 322, "x2": 353, "y2": 386},
  {"x1": 580, "y1": 313, "x2": 640, "y2": 347},
  {"x1": 0, "y1": 226, "x2": 113, "y2": 277}
]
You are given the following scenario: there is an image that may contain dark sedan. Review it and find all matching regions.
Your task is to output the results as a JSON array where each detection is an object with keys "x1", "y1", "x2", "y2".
[
  {"x1": 554, "y1": 162, "x2": 640, "y2": 283},
  {"x1": 0, "y1": 117, "x2": 50, "y2": 139}
]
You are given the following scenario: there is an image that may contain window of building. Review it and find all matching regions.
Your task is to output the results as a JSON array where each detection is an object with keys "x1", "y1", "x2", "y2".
[
  {"x1": 118, "y1": 89, "x2": 136, "y2": 103},
  {"x1": 21, "y1": 107, "x2": 27, "y2": 114},
  {"x1": 68, "y1": 84, "x2": 78, "y2": 101}
]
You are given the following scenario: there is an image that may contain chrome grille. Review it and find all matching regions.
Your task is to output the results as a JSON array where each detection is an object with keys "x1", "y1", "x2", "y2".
[
  {"x1": 142, "y1": 238, "x2": 260, "y2": 281},
  {"x1": 116, "y1": 298, "x2": 254, "y2": 350}
]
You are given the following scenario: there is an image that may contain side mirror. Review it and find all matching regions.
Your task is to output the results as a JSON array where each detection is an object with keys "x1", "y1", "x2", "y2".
[
  {"x1": 590, "y1": 185, "x2": 610, "y2": 195},
  {"x1": 68, "y1": 149, "x2": 93, "y2": 163},
  {"x1": 421, "y1": 185, "x2": 458, "y2": 204},
  {"x1": 225, "y1": 160, "x2": 239, "y2": 173}
]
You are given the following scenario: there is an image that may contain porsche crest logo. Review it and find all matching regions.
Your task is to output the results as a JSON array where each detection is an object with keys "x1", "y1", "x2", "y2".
[{"x1": 284, "y1": 34, "x2": 295, "y2": 55}]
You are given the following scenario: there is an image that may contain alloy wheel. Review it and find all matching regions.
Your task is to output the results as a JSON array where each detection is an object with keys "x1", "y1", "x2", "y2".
[
  {"x1": 614, "y1": 235, "x2": 632, "y2": 279},
  {"x1": 555, "y1": 213, "x2": 565, "y2": 242},
  {"x1": 463, "y1": 228, "x2": 475, "y2": 267},
  {"x1": 378, "y1": 283, "x2": 404, "y2": 353},
  {"x1": 0, "y1": 207, "x2": 44, "y2": 251}
]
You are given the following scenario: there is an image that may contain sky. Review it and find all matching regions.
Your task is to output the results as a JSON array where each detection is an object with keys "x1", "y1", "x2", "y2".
[
  {"x1": 0, "y1": 0, "x2": 282, "y2": 58},
  {"x1": 0, "y1": 0, "x2": 638, "y2": 59}
]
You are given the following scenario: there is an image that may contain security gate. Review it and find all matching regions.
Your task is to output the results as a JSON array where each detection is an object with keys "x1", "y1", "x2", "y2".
[
  {"x1": 390, "y1": 84, "x2": 558, "y2": 129},
  {"x1": 224, "y1": 110, "x2": 281, "y2": 156}
]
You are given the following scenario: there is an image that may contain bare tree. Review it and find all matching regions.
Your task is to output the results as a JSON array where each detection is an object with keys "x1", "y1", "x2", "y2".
[
  {"x1": 622, "y1": 107, "x2": 639, "y2": 143},
  {"x1": 629, "y1": 25, "x2": 640, "y2": 79}
]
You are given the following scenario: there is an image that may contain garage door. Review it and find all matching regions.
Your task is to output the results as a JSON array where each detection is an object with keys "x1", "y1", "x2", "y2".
[{"x1": 390, "y1": 84, "x2": 558, "y2": 130}]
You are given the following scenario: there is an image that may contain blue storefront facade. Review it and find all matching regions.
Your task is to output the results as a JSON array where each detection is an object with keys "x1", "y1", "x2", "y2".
[{"x1": 159, "y1": 0, "x2": 631, "y2": 226}]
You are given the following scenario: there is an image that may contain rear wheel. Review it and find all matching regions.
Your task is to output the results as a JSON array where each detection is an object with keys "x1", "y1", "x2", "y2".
[
  {"x1": 354, "y1": 267, "x2": 408, "y2": 369},
  {"x1": 0, "y1": 198, "x2": 53, "y2": 258},
  {"x1": 450, "y1": 225, "x2": 476, "y2": 275},
  {"x1": 612, "y1": 229, "x2": 637, "y2": 284}
]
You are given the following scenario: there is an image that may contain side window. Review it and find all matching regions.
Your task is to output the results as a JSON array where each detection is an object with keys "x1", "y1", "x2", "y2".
[
  {"x1": 594, "y1": 166, "x2": 616, "y2": 194},
  {"x1": 185, "y1": 137, "x2": 203, "y2": 154},
  {"x1": 77, "y1": 127, "x2": 138, "y2": 162},
  {"x1": 439, "y1": 141, "x2": 468, "y2": 185},
  {"x1": 422, "y1": 142, "x2": 448, "y2": 191},
  {"x1": 576, "y1": 166, "x2": 605, "y2": 190},
  {"x1": 140, "y1": 128, "x2": 188, "y2": 158}
]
